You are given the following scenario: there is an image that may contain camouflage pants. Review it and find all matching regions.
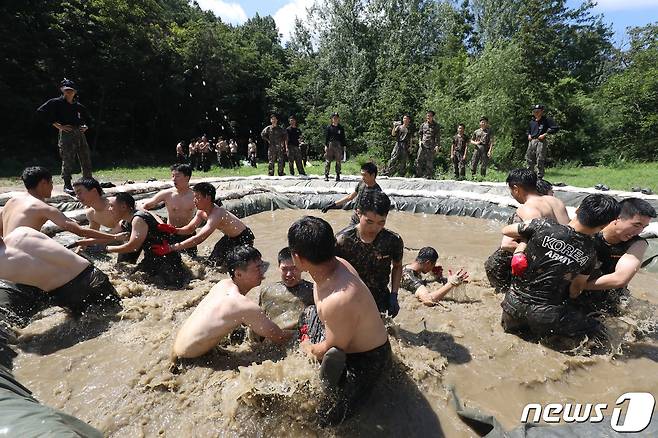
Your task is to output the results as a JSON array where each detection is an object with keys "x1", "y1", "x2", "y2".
[
  {"x1": 387, "y1": 142, "x2": 408, "y2": 177},
  {"x1": 471, "y1": 144, "x2": 489, "y2": 176},
  {"x1": 325, "y1": 141, "x2": 343, "y2": 176},
  {"x1": 526, "y1": 139, "x2": 546, "y2": 178},
  {"x1": 287, "y1": 145, "x2": 306, "y2": 175},
  {"x1": 268, "y1": 143, "x2": 285, "y2": 176},
  {"x1": 415, "y1": 146, "x2": 435, "y2": 179},
  {"x1": 58, "y1": 128, "x2": 92, "y2": 182},
  {"x1": 452, "y1": 150, "x2": 466, "y2": 178}
]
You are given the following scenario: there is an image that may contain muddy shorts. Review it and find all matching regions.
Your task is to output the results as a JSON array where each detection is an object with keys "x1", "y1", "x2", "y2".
[
  {"x1": 573, "y1": 288, "x2": 629, "y2": 316},
  {"x1": 48, "y1": 265, "x2": 121, "y2": 316},
  {"x1": 209, "y1": 227, "x2": 255, "y2": 267},
  {"x1": 0, "y1": 281, "x2": 50, "y2": 329},
  {"x1": 501, "y1": 293, "x2": 601, "y2": 338},
  {"x1": 484, "y1": 248, "x2": 512, "y2": 294},
  {"x1": 136, "y1": 252, "x2": 187, "y2": 288},
  {"x1": 318, "y1": 340, "x2": 392, "y2": 427}
]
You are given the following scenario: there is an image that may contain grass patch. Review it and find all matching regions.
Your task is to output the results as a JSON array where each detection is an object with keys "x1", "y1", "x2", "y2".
[{"x1": 0, "y1": 160, "x2": 655, "y2": 191}]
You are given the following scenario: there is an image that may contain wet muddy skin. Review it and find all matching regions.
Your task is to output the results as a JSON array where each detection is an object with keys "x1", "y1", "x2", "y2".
[{"x1": 12, "y1": 210, "x2": 658, "y2": 437}]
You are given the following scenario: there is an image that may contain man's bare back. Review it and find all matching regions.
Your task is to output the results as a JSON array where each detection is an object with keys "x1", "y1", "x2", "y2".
[
  {"x1": 172, "y1": 278, "x2": 289, "y2": 359},
  {"x1": 204, "y1": 205, "x2": 246, "y2": 238},
  {"x1": 0, "y1": 226, "x2": 89, "y2": 291},
  {"x1": 520, "y1": 194, "x2": 569, "y2": 224},
  {"x1": 1, "y1": 195, "x2": 55, "y2": 236},
  {"x1": 314, "y1": 258, "x2": 388, "y2": 354}
]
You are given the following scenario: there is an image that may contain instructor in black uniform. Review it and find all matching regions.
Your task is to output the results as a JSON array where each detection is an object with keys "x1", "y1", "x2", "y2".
[{"x1": 324, "y1": 113, "x2": 346, "y2": 182}]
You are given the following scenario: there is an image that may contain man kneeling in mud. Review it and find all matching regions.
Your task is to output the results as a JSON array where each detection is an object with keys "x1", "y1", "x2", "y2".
[
  {"x1": 500, "y1": 194, "x2": 620, "y2": 340},
  {"x1": 171, "y1": 246, "x2": 292, "y2": 360},
  {"x1": 401, "y1": 247, "x2": 469, "y2": 305},
  {"x1": 289, "y1": 216, "x2": 392, "y2": 427},
  {"x1": 0, "y1": 227, "x2": 121, "y2": 324}
]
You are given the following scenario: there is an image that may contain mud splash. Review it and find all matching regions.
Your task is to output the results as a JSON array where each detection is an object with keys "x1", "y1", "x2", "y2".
[{"x1": 12, "y1": 210, "x2": 658, "y2": 437}]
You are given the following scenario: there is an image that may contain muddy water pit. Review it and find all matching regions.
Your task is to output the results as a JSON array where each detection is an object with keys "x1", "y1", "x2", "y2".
[{"x1": 13, "y1": 210, "x2": 658, "y2": 437}]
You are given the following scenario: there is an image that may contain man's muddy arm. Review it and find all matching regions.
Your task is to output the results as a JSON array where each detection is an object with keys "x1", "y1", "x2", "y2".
[
  {"x1": 107, "y1": 219, "x2": 147, "y2": 254},
  {"x1": 569, "y1": 274, "x2": 590, "y2": 299},
  {"x1": 242, "y1": 306, "x2": 291, "y2": 344},
  {"x1": 171, "y1": 221, "x2": 214, "y2": 251},
  {"x1": 45, "y1": 205, "x2": 117, "y2": 240},
  {"x1": 175, "y1": 212, "x2": 203, "y2": 235},
  {"x1": 586, "y1": 243, "x2": 646, "y2": 290}
]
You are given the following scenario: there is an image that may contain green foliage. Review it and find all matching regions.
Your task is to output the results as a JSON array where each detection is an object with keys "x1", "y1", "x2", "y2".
[{"x1": 0, "y1": 0, "x2": 655, "y2": 170}]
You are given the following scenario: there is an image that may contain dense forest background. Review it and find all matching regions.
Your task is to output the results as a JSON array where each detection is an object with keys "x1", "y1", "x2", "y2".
[{"x1": 1, "y1": 0, "x2": 656, "y2": 172}]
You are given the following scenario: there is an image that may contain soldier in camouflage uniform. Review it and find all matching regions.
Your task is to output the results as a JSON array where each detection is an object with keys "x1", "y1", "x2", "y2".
[
  {"x1": 469, "y1": 116, "x2": 493, "y2": 178},
  {"x1": 261, "y1": 114, "x2": 288, "y2": 176},
  {"x1": 450, "y1": 123, "x2": 468, "y2": 180},
  {"x1": 258, "y1": 247, "x2": 314, "y2": 331},
  {"x1": 415, "y1": 110, "x2": 440, "y2": 179},
  {"x1": 36, "y1": 79, "x2": 93, "y2": 195},
  {"x1": 386, "y1": 115, "x2": 412, "y2": 177},
  {"x1": 401, "y1": 247, "x2": 468, "y2": 304},
  {"x1": 335, "y1": 191, "x2": 403, "y2": 317}
]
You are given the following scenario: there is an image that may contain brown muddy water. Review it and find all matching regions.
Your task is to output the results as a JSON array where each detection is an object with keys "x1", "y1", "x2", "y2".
[{"x1": 13, "y1": 210, "x2": 658, "y2": 437}]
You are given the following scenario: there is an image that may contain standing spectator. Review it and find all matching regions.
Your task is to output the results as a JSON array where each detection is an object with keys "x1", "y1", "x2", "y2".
[
  {"x1": 415, "y1": 110, "x2": 439, "y2": 179},
  {"x1": 189, "y1": 138, "x2": 199, "y2": 170},
  {"x1": 526, "y1": 104, "x2": 558, "y2": 179},
  {"x1": 229, "y1": 139, "x2": 239, "y2": 168},
  {"x1": 261, "y1": 114, "x2": 288, "y2": 176},
  {"x1": 247, "y1": 138, "x2": 258, "y2": 168},
  {"x1": 300, "y1": 137, "x2": 309, "y2": 167},
  {"x1": 199, "y1": 135, "x2": 211, "y2": 172},
  {"x1": 36, "y1": 79, "x2": 93, "y2": 195},
  {"x1": 176, "y1": 140, "x2": 186, "y2": 164},
  {"x1": 470, "y1": 116, "x2": 494, "y2": 179},
  {"x1": 387, "y1": 115, "x2": 412, "y2": 177},
  {"x1": 286, "y1": 115, "x2": 306, "y2": 176},
  {"x1": 217, "y1": 137, "x2": 229, "y2": 168},
  {"x1": 325, "y1": 113, "x2": 346, "y2": 182},
  {"x1": 450, "y1": 124, "x2": 468, "y2": 180}
]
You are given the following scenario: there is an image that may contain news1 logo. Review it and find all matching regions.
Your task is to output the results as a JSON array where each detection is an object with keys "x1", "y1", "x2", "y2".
[{"x1": 520, "y1": 392, "x2": 655, "y2": 432}]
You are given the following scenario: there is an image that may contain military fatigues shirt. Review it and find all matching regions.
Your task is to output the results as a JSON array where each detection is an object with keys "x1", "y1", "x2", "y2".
[
  {"x1": 349, "y1": 181, "x2": 383, "y2": 225},
  {"x1": 451, "y1": 134, "x2": 468, "y2": 179},
  {"x1": 325, "y1": 124, "x2": 346, "y2": 176},
  {"x1": 501, "y1": 219, "x2": 599, "y2": 338},
  {"x1": 387, "y1": 124, "x2": 411, "y2": 177},
  {"x1": 258, "y1": 280, "x2": 314, "y2": 329},
  {"x1": 401, "y1": 266, "x2": 426, "y2": 293},
  {"x1": 470, "y1": 127, "x2": 492, "y2": 177},
  {"x1": 416, "y1": 121, "x2": 439, "y2": 178},
  {"x1": 335, "y1": 226, "x2": 404, "y2": 313},
  {"x1": 261, "y1": 125, "x2": 288, "y2": 176}
]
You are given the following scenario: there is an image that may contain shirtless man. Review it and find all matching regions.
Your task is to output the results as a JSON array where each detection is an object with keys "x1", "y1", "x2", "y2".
[
  {"x1": 73, "y1": 177, "x2": 121, "y2": 233},
  {"x1": 288, "y1": 216, "x2": 391, "y2": 427},
  {"x1": 171, "y1": 245, "x2": 291, "y2": 359},
  {"x1": 485, "y1": 169, "x2": 569, "y2": 293},
  {"x1": 0, "y1": 167, "x2": 118, "y2": 241},
  {"x1": 151, "y1": 182, "x2": 255, "y2": 269},
  {"x1": 401, "y1": 247, "x2": 469, "y2": 305},
  {"x1": 0, "y1": 227, "x2": 120, "y2": 319},
  {"x1": 141, "y1": 164, "x2": 197, "y2": 255}
]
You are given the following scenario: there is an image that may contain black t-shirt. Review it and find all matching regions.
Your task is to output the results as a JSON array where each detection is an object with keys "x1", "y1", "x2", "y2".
[
  {"x1": 592, "y1": 233, "x2": 646, "y2": 275},
  {"x1": 36, "y1": 96, "x2": 91, "y2": 127},
  {"x1": 335, "y1": 226, "x2": 403, "y2": 300},
  {"x1": 325, "y1": 124, "x2": 346, "y2": 146},
  {"x1": 122, "y1": 211, "x2": 168, "y2": 259},
  {"x1": 509, "y1": 219, "x2": 596, "y2": 305},
  {"x1": 287, "y1": 126, "x2": 302, "y2": 147},
  {"x1": 528, "y1": 116, "x2": 557, "y2": 139}
]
